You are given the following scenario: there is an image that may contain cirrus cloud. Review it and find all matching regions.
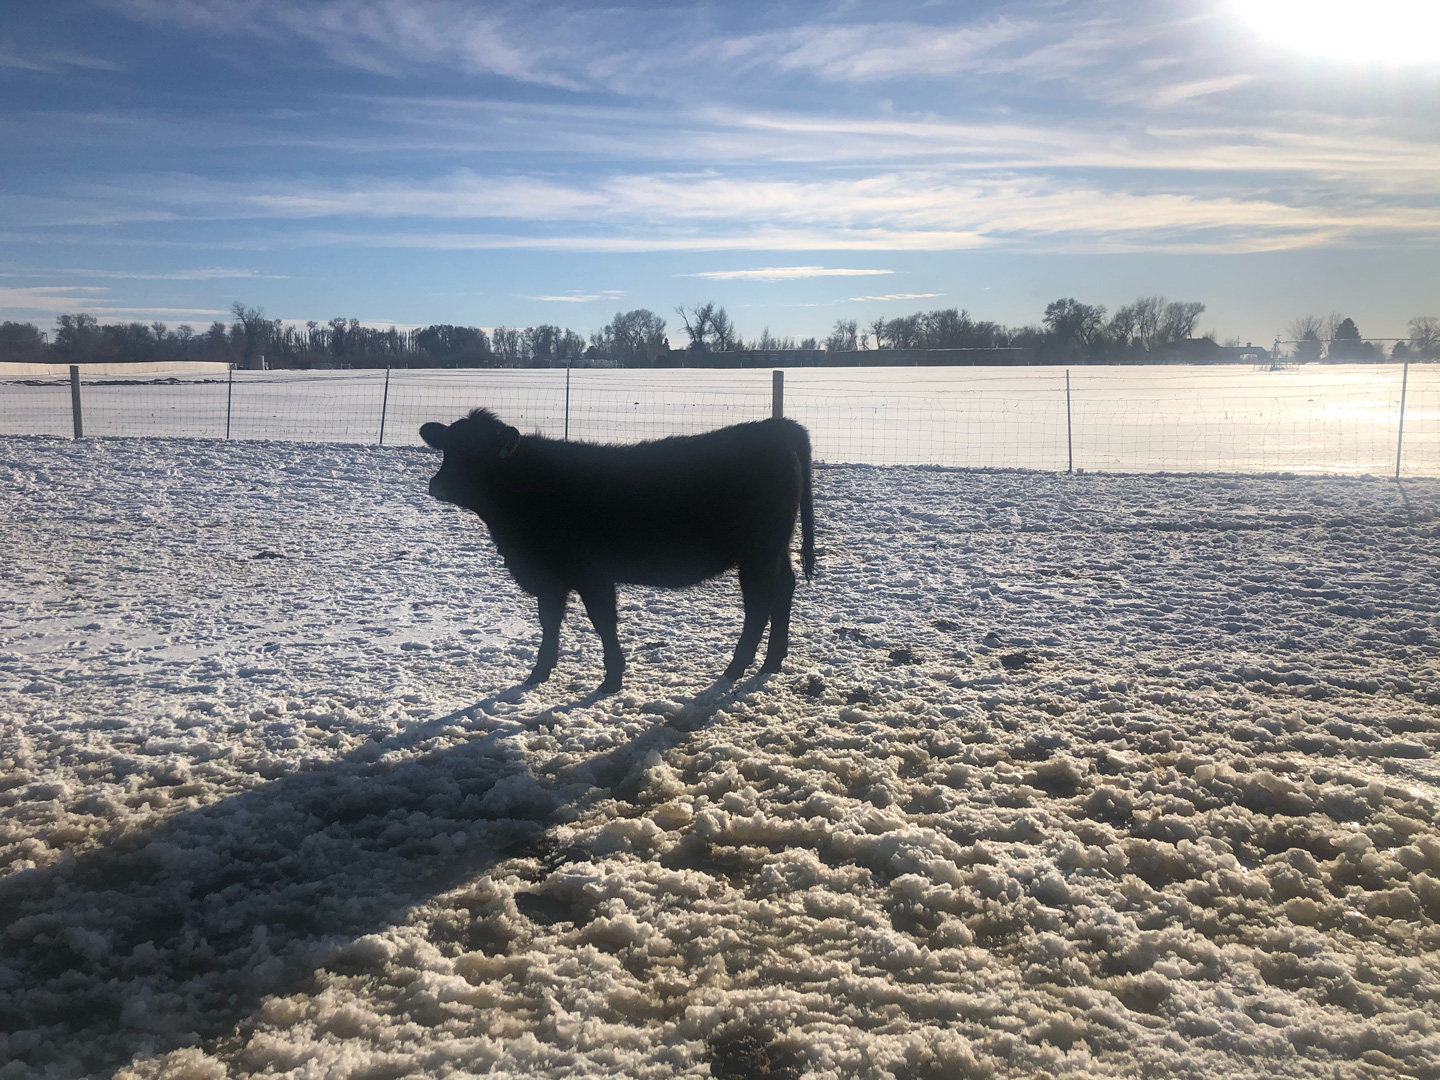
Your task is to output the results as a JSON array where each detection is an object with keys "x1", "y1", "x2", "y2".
[
  {"x1": 680, "y1": 267, "x2": 895, "y2": 281},
  {"x1": 848, "y1": 292, "x2": 944, "y2": 302},
  {"x1": 18, "y1": 167, "x2": 1434, "y2": 255}
]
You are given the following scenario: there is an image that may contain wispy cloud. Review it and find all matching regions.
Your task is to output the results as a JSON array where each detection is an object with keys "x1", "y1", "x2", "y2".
[
  {"x1": 107, "y1": 0, "x2": 1201, "y2": 104},
  {"x1": 284, "y1": 228, "x2": 992, "y2": 253},
  {"x1": 849, "y1": 292, "x2": 944, "y2": 302},
  {"x1": 48, "y1": 266, "x2": 288, "y2": 280},
  {"x1": 111, "y1": 0, "x2": 592, "y2": 88},
  {"x1": 702, "y1": 107, "x2": 1440, "y2": 180},
  {"x1": 80, "y1": 307, "x2": 231, "y2": 319},
  {"x1": 27, "y1": 167, "x2": 1433, "y2": 254},
  {"x1": 0, "y1": 285, "x2": 110, "y2": 314},
  {"x1": 1125, "y1": 73, "x2": 1258, "y2": 108},
  {"x1": 518, "y1": 289, "x2": 626, "y2": 303},
  {"x1": 717, "y1": 17, "x2": 1034, "y2": 82},
  {"x1": 681, "y1": 267, "x2": 894, "y2": 281},
  {"x1": 197, "y1": 171, "x2": 604, "y2": 221},
  {"x1": 0, "y1": 46, "x2": 122, "y2": 72},
  {"x1": 0, "y1": 284, "x2": 226, "y2": 318},
  {"x1": 13, "y1": 93, "x2": 1436, "y2": 196}
]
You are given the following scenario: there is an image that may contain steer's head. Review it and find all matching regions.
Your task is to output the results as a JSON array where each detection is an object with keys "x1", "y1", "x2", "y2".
[{"x1": 419, "y1": 408, "x2": 522, "y2": 508}]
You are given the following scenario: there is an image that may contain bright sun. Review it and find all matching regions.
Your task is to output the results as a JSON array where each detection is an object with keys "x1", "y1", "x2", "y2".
[{"x1": 1237, "y1": 0, "x2": 1440, "y2": 63}]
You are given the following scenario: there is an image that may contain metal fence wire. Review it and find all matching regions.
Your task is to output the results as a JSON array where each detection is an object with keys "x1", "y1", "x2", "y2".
[{"x1": 1, "y1": 362, "x2": 1435, "y2": 477}]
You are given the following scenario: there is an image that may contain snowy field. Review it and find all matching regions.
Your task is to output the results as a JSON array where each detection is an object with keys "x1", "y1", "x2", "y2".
[
  {"x1": 3, "y1": 363, "x2": 1437, "y2": 475},
  {"x1": 3, "y1": 435, "x2": 1440, "y2": 1080}
]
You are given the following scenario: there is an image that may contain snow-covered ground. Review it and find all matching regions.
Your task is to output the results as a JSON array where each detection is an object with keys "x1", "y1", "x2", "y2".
[{"x1": 3, "y1": 435, "x2": 1440, "y2": 1080}]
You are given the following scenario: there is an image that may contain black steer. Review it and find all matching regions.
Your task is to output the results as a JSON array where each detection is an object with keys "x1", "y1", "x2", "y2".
[{"x1": 420, "y1": 409, "x2": 815, "y2": 693}]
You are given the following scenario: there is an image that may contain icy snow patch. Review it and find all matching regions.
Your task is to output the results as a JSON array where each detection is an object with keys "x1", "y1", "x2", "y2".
[{"x1": 2, "y1": 437, "x2": 1440, "y2": 1077}]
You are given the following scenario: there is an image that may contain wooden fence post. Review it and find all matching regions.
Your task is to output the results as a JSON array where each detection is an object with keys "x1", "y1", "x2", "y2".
[
  {"x1": 378, "y1": 367, "x2": 391, "y2": 446},
  {"x1": 70, "y1": 365, "x2": 83, "y2": 439},
  {"x1": 1396, "y1": 358, "x2": 1410, "y2": 480},
  {"x1": 1066, "y1": 369, "x2": 1073, "y2": 473}
]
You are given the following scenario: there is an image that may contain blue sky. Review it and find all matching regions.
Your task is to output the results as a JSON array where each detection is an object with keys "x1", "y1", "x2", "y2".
[{"x1": 1, "y1": 0, "x2": 1436, "y2": 346}]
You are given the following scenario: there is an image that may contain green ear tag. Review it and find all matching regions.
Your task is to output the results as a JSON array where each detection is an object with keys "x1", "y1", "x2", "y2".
[{"x1": 499, "y1": 438, "x2": 519, "y2": 459}]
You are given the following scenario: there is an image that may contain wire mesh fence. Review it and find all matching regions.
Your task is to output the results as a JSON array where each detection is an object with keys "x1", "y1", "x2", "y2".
[{"x1": 2, "y1": 362, "x2": 1436, "y2": 477}]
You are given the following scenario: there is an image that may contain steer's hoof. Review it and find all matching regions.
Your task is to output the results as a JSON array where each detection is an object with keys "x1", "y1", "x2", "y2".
[
  {"x1": 721, "y1": 662, "x2": 747, "y2": 682},
  {"x1": 525, "y1": 666, "x2": 553, "y2": 686},
  {"x1": 597, "y1": 674, "x2": 623, "y2": 695},
  {"x1": 759, "y1": 660, "x2": 784, "y2": 675}
]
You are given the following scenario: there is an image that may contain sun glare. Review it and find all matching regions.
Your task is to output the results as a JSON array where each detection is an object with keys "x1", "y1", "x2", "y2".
[{"x1": 1237, "y1": 0, "x2": 1440, "y2": 63}]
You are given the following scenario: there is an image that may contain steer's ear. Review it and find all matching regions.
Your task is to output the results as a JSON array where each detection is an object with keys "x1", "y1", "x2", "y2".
[
  {"x1": 498, "y1": 425, "x2": 521, "y2": 459},
  {"x1": 420, "y1": 422, "x2": 450, "y2": 450}
]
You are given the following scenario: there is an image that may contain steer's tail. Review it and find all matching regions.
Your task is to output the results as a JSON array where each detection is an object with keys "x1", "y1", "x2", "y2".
[{"x1": 797, "y1": 429, "x2": 816, "y2": 581}]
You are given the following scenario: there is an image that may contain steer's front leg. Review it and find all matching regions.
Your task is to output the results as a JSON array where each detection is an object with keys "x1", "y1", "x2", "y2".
[{"x1": 526, "y1": 589, "x2": 568, "y2": 685}]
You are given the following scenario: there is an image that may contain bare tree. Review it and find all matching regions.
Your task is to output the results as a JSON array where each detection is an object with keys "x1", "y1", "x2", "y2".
[
  {"x1": 230, "y1": 302, "x2": 274, "y2": 368},
  {"x1": 675, "y1": 303, "x2": 713, "y2": 352},
  {"x1": 868, "y1": 317, "x2": 887, "y2": 350},
  {"x1": 1043, "y1": 298, "x2": 1108, "y2": 353},
  {"x1": 1287, "y1": 315, "x2": 1323, "y2": 360},
  {"x1": 416, "y1": 324, "x2": 491, "y2": 366},
  {"x1": 1108, "y1": 305, "x2": 1138, "y2": 349},
  {"x1": 1131, "y1": 296, "x2": 1165, "y2": 349},
  {"x1": 1109, "y1": 296, "x2": 1161, "y2": 350},
  {"x1": 825, "y1": 319, "x2": 858, "y2": 353},
  {"x1": 203, "y1": 321, "x2": 231, "y2": 363},
  {"x1": 0, "y1": 321, "x2": 47, "y2": 362},
  {"x1": 1159, "y1": 300, "x2": 1205, "y2": 344},
  {"x1": 557, "y1": 328, "x2": 586, "y2": 363},
  {"x1": 54, "y1": 313, "x2": 104, "y2": 362},
  {"x1": 971, "y1": 320, "x2": 1007, "y2": 349},
  {"x1": 887, "y1": 314, "x2": 922, "y2": 349},
  {"x1": 710, "y1": 306, "x2": 737, "y2": 351},
  {"x1": 918, "y1": 308, "x2": 973, "y2": 349},
  {"x1": 1108, "y1": 296, "x2": 1201, "y2": 351},
  {"x1": 525, "y1": 324, "x2": 585, "y2": 366},
  {"x1": 491, "y1": 327, "x2": 524, "y2": 366},
  {"x1": 588, "y1": 311, "x2": 667, "y2": 367},
  {"x1": 1409, "y1": 315, "x2": 1440, "y2": 357},
  {"x1": 749, "y1": 327, "x2": 798, "y2": 352},
  {"x1": 675, "y1": 302, "x2": 736, "y2": 353}
]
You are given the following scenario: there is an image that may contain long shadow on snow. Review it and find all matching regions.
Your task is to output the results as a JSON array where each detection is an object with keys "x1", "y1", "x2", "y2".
[{"x1": 0, "y1": 676, "x2": 751, "y2": 1077}]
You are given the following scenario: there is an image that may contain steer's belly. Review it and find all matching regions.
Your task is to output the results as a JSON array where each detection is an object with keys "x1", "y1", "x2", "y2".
[{"x1": 613, "y1": 550, "x2": 733, "y2": 588}]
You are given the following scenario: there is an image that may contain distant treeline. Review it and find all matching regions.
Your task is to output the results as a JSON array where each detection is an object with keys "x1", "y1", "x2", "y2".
[{"x1": 3, "y1": 299, "x2": 1436, "y2": 368}]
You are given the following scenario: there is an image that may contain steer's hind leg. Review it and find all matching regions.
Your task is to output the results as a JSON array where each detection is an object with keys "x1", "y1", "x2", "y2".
[
  {"x1": 724, "y1": 563, "x2": 777, "y2": 681},
  {"x1": 759, "y1": 555, "x2": 797, "y2": 674},
  {"x1": 526, "y1": 589, "x2": 568, "y2": 685},
  {"x1": 578, "y1": 581, "x2": 626, "y2": 694}
]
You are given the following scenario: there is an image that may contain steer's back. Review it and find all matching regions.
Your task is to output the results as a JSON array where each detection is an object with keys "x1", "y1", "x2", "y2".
[{"x1": 489, "y1": 418, "x2": 808, "y2": 588}]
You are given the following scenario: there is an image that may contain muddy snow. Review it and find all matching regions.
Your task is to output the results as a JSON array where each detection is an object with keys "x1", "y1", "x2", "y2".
[{"x1": 2, "y1": 436, "x2": 1439, "y2": 1079}]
